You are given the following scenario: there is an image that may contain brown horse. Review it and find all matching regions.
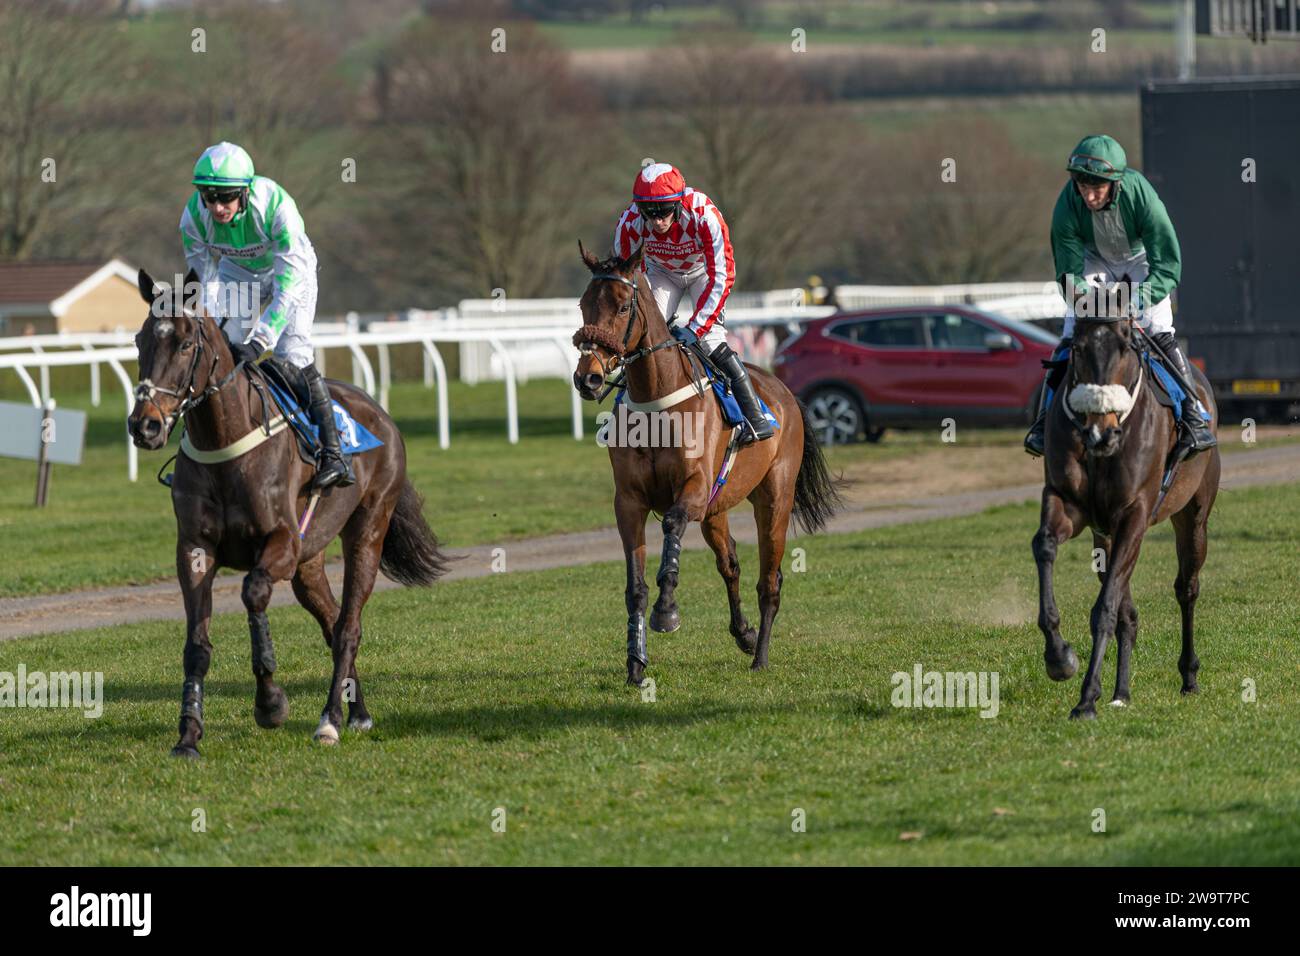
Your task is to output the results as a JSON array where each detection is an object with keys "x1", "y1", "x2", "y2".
[
  {"x1": 127, "y1": 269, "x2": 448, "y2": 756},
  {"x1": 572, "y1": 244, "x2": 842, "y2": 686},
  {"x1": 1034, "y1": 310, "x2": 1220, "y2": 719}
]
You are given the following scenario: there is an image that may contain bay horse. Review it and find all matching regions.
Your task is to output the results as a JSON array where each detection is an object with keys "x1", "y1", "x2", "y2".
[
  {"x1": 1033, "y1": 304, "x2": 1220, "y2": 719},
  {"x1": 127, "y1": 269, "x2": 448, "y2": 756},
  {"x1": 572, "y1": 243, "x2": 842, "y2": 686}
]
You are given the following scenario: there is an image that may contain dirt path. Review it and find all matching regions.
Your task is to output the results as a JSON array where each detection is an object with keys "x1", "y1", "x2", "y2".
[{"x1": 2, "y1": 442, "x2": 1296, "y2": 641}]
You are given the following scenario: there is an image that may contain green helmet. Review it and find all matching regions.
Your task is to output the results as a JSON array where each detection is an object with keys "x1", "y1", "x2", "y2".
[
  {"x1": 191, "y1": 142, "x2": 255, "y2": 188},
  {"x1": 1066, "y1": 134, "x2": 1127, "y2": 183}
]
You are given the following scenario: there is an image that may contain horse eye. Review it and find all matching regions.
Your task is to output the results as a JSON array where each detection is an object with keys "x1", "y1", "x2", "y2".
[
  {"x1": 618, "y1": 303, "x2": 630, "y2": 314},
  {"x1": 180, "y1": 340, "x2": 194, "y2": 352}
]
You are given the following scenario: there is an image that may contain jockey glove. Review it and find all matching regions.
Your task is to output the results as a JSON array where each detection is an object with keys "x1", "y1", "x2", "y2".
[
  {"x1": 670, "y1": 324, "x2": 698, "y2": 346},
  {"x1": 232, "y1": 334, "x2": 269, "y2": 367}
]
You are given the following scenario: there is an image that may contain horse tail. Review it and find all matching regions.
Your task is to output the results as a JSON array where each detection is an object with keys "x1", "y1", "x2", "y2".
[
  {"x1": 380, "y1": 479, "x2": 451, "y2": 587},
  {"x1": 791, "y1": 399, "x2": 846, "y2": 535}
]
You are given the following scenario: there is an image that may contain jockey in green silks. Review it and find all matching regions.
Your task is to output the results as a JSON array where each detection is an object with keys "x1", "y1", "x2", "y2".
[
  {"x1": 1025, "y1": 134, "x2": 1216, "y2": 458},
  {"x1": 180, "y1": 142, "x2": 353, "y2": 488}
]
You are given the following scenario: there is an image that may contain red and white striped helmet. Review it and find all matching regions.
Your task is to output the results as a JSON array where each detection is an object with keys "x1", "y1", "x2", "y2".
[{"x1": 632, "y1": 163, "x2": 686, "y2": 203}]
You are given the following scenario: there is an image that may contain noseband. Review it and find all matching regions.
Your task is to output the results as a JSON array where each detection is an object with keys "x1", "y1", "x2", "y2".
[{"x1": 1062, "y1": 324, "x2": 1145, "y2": 431}]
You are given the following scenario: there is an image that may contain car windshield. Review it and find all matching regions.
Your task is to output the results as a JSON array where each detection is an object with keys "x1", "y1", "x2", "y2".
[{"x1": 973, "y1": 310, "x2": 1059, "y2": 346}]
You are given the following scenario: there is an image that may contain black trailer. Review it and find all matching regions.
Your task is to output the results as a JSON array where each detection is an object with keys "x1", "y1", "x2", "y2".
[{"x1": 1141, "y1": 75, "x2": 1300, "y2": 422}]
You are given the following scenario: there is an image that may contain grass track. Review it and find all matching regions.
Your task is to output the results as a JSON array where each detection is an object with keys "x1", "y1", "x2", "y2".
[{"x1": 1, "y1": 482, "x2": 1297, "y2": 865}]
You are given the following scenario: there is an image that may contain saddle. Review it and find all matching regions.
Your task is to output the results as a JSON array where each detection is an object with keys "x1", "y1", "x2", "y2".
[
  {"x1": 611, "y1": 342, "x2": 780, "y2": 433},
  {"x1": 254, "y1": 357, "x2": 384, "y2": 464}
]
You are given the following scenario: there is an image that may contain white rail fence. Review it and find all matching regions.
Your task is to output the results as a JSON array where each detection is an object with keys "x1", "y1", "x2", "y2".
[{"x1": 1, "y1": 280, "x2": 1063, "y2": 481}]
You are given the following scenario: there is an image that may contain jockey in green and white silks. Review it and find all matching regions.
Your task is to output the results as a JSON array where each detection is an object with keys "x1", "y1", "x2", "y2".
[
  {"x1": 180, "y1": 141, "x2": 353, "y2": 488},
  {"x1": 1024, "y1": 134, "x2": 1216, "y2": 458}
]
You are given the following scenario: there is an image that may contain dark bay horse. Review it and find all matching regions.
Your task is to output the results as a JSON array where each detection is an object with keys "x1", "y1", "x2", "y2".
[
  {"x1": 1034, "y1": 310, "x2": 1220, "y2": 719},
  {"x1": 572, "y1": 244, "x2": 842, "y2": 686},
  {"x1": 127, "y1": 269, "x2": 447, "y2": 756}
]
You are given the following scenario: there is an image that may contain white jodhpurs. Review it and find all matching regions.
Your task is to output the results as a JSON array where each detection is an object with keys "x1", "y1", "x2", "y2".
[
  {"x1": 206, "y1": 245, "x2": 320, "y2": 370},
  {"x1": 1062, "y1": 248, "x2": 1175, "y2": 339},
  {"x1": 645, "y1": 262, "x2": 729, "y2": 353}
]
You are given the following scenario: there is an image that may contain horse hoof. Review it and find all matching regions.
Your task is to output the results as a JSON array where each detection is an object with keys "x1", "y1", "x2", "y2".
[
  {"x1": 1180, "y1": 684, "x2": 1199, "y2": 696},
  {"x1": 734, "y1": 628, "x2": 757, "y2": 656},
  {"x1": 750, "y1": 658, "x2": 768, "y2": 672},
  {"x1": 1109, "y1": 697, "x2": 1128, "y2": 708},
  {"x1": 254, "y1": 695, "x2": 289, "y2": 729},
  {"x1": 313, "y1": 719, "x2": 340, "y2": 745},
  {"x1": 1069, "y1": 706, "x2": 1096, "y2": 721},
  {"x1": 649, "y1": 608, "x2": 680, "y2": 633},
  {"x1": 170, "y1": 744, "x2": 201, "y2": 759},
  {"x1": 626, "y1": 658, "x2": 646, "y2": 687},
  {"x1": 1045, "y1": 645, "x2": 1079, "y2": 682},
  {"x1": 348, "y1": 715, "x2": 374, "y2": 732}
]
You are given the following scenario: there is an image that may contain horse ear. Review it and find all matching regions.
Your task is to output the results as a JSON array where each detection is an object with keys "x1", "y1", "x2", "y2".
[
  {"x1": 578, "y1": 239, "x2": 599, "y2": 272},
  {"x1": 181, "y1": 268, "x2": 206, "y2": 318},
  {"x1": 137, "y1": 268, "x2": 158, "y2": 305},
  {"x1": 622, "y1": 244, "x2": 644, "y2": 274}
]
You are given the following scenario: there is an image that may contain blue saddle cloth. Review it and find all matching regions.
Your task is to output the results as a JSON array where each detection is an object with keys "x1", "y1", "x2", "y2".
[
  {"x1": 1143, "y1": 351, "x2": 1211, "y2": 422},
  {"x1": 614, "y1": 366, "x2": 780, "y2": 431},
  {"x1": 266, "y1": 381, "x2": 385, "y2": 455}
]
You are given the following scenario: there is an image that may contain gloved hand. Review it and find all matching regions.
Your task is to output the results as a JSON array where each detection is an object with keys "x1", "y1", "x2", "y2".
[
  {"x1": 232, "y1": 335, "x2": 269, "y2": 367},
  {"x1": 670, "y1": 324, "x2": 698, "y2": 346}
]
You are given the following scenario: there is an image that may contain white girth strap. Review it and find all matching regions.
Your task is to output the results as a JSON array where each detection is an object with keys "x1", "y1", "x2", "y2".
[
  {"x1": 1065, "y1": 363, "x2": 1144, "y2": 426},
  {"x1": 179, "y1": 415, "x2": 290, "y2": 463},
  {"x1": 622, "y1": 377, "x2": 713, "y2": 413}
]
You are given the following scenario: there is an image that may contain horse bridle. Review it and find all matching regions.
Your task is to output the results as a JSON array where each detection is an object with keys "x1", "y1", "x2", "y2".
[
  {"x1": 1061, "y1": 320, "x2": 1146, "y2": 431},
  {"x1": 576, "y1": 272, "x2": 680, "y2": 383},
  {"x1": 134, "y1": 310, "x2": 245, "y2": 437}
]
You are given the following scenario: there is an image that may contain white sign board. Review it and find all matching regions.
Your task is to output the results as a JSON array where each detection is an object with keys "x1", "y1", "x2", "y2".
[{"x1": 0, "y1": 401, "x2": 87, "y2": 466}]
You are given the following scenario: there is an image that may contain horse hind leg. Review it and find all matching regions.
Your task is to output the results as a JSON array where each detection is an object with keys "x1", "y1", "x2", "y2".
[
  {"x1": 1172, "y1": 506, "x2": 1208, "y2": 695},
  {"x1": 292, "y1": 552, "x2": 372, "y2": 731},
  {"x1": 700, "y1": 512, "x2": 756, "y2": 656},
  {"x1": 1111, "y1": 587, "x2": 1138, "y2": 706},
  {"x1": 315, "y1": 514, "x2": 387, "y2": 745},
  {"x1": 244, "y1": 525, "x2": 299, "y2": 730},
  {"x1": 749, "y1": 491, "x2": 791, "y2": 672}
]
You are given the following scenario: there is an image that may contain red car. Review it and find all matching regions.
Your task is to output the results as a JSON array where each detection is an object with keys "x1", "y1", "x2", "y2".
[{"x1": 772, "y1": 306, "x2": 1059, "y2": 445}]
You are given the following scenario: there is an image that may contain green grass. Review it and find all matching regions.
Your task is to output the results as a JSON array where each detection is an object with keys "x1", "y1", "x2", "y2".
[
  {"x1": 0, "y1": 481, "x2": 1297, "y2": 865},
  {"x1": 1, "y1": 368, "x2": 1295, "y2": 598}
]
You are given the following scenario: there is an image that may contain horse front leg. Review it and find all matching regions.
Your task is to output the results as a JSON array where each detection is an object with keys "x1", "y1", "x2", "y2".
[
  {"x1": 615, "y1": 494, "x2": 651, "y2": 686},
  {"x1": 243, "y1": 524, "x2": 300, "y2": 731},
  {"x1": 650, "y1": 476, "x2": 708, "y2": 637},
  {"x1": 1073, "y1": 506, "x2": 1149, "y2": 719},
  {"x1": 1033, "y1": 488, "x2": 1083, "y2": 682},
  {"x1": 173, "y1": 537, "x2": 218, "y2": 758}
]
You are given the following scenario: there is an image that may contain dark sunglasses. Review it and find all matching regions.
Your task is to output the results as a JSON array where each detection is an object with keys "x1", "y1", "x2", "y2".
[
  {"x1": 200, "y1": 187, "x2": 243, "y2": 204},
  {"x1": 638, "y1": 203, "x2": 677, "y2": 221}
]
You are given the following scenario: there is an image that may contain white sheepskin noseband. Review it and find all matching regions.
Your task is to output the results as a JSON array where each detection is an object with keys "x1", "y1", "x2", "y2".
[{"x1": 1068, "y1": 383, "x2": 1134, "y2": 416}]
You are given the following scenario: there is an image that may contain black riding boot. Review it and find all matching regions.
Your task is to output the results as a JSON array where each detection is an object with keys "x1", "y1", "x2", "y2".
[
  {"x1": 1152, "y1": 332, "x2": 1217, "y2": 456},
  {"x1": 710, "y1": 342, "x2": 774, "y2": 444},
  {"x1": 303, "y1": 365, "x2": 355, "y2": 489},
  {"x1": 1024, "y1": 337, "x2": 1071, "y2": 457}
]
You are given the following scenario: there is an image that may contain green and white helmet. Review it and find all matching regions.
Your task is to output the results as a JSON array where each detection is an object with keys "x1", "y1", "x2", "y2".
[{"x1": 191, "y1": 142, "x2": 255, "y2": 189}]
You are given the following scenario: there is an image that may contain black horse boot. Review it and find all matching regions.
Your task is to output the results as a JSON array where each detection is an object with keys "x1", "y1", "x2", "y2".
[
  {"x1": 303, "y1": 365, "x2": 355, "y2": 488},
  {"x1": 710, "y1": 341, "x2": 774, "y2": 444},
  {"x1": 1151, "y1": 332, "x2": 1216, "y2": 456},
  {"x1": 1024, "y1": 337, "x2": 1071, "y2": 457}
]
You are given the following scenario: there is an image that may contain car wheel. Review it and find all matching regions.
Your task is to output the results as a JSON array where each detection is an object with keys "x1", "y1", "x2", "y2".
[{"x1": 805, "y1": 387, "x2": 865, "y2": 446}]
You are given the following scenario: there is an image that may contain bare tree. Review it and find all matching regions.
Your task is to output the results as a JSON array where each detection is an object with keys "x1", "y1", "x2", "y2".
[
  {"x1": 650, "y1": 31, "x2": 846, "y2": 289},
  {"x1": 371, "y1": 15, "x2": 607, "y2": 300},
  {"x1": 847, "y1": 116, "x2": 1057, "y2": 284},
  {"x1": 0, "y1": 1, "x2": 131, "y2": 259}
]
